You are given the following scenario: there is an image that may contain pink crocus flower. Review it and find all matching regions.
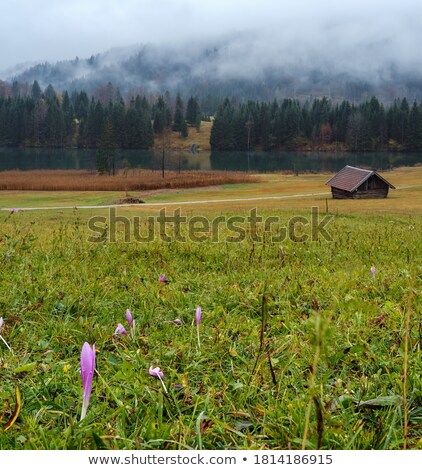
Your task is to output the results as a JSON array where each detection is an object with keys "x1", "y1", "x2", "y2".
[
  {"x1": 149, "y1": 366, "x2": 167, "y2": 393},
  {"x1": 125, "y1": 309, "x2": 133, "y2": 330},
  {"x1": 149, "y1": 366, "x2": 164, "y2": 378},
  {"x1": 159, "y1": 274, "x2": 168, "y2": 283},
  {"x1": 11, "y1": 208, "x2": 18, "y2": 213},
  {"x1": 80, "y1": 342, "x2": 96, "y2": 420},
  {"x1": 196, "y1": 306, "x2": 202, "y2": 350},
  {"x1": 196, "y1": 306, "x2": 202, "y2": 325},
  {"x1": 371, "y1": 266, "x2": 376, "y2": 278},
  {"x1": 114, "y1": 323, "x2": 128, "y2": 335}
]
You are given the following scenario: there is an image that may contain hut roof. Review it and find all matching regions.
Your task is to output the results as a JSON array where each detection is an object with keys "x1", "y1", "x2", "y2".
[{"x1": 325, "y1": 165, "x2": 395, "y2": 192}]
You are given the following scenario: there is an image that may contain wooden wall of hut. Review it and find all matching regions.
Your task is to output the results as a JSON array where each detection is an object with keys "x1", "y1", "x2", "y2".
[{"x1": 331, "y1": 185, "x2": 390, "y2": 199}]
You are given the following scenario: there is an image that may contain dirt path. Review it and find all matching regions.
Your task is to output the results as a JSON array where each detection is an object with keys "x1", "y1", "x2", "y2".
[
  {"x1": 1, "y1": 191, "x2": 331, "y2": 211},
  {"x1": 1, "y1": 184, "x2": 419, "y2": 212}
]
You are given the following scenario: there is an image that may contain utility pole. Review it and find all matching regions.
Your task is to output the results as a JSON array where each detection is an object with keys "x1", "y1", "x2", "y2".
[{"x1": 162, "y1": 145, "x2": 165, "y2": 178}]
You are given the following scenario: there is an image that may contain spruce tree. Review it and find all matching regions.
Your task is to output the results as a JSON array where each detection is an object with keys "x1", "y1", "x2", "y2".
[
  {"x1": 44, "y1": 84, "x2": 56, "y2": 102},
  {"x1": 31, "y1": 81, "x2": 42, "y2": 101},
  {"x1": 62, "y1": 91, "x2": 74, "y2": 141},
  {"x1": 172, "y1": 93, "x2": 184, "y2": 132},
  {"x1": 408, "y1": 101, "x2": 422, "y2": 150},
  {"x1": 186, "y1": 96, "x2": 201, "y2": 126},
  {"x1": 153, "y1": 96, "x2": 171, "y2": 134},
  {"x1": 180, "y1": 118, "x2": 188, "y2": 138},
  {"x1": 96, "y1": 120, "x2": 117, "y2": 175}
]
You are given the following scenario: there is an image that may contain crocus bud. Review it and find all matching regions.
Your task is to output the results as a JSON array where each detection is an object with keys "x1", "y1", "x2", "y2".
[
  {"x1": 114, "y1": 323, "x2": 128, "y2": 335},
  {"x1": 80, "y1": 342, "x2": 96, "y2": 420},
  {"x1": 196, "y1": 306, "x2": 202, "y2": 326},
  {"x1": 125, "y1": 309, "x2": 133, "y2": 329}
]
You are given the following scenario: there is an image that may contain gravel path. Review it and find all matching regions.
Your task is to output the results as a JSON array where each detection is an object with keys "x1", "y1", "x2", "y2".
[
  {"x1": 0, "y1": 191, "x2": 331, "y2": 211},
  {"x1": 1, "y1": 184, "x2": 419, "y2": 212}
]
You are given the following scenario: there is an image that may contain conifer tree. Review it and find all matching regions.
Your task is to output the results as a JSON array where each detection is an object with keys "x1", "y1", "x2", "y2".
[
  {"x1": 31, "y1": 80, "x2": 42, "y2": 101},
  {"x1": 96, "y1": 120, "x2": 117, "y2": 175},
  {"x1": 180, "y1": 118, "x2": 188, "y2": 138},
  {"x1": 186, "y1": 96, "x2": 201, "y2": 126},
  {"x1": 408, "y1": 101, "x2": 422, "y2": 150},
  {"x1": 44, "y1": 84, "x2": 56, "y2": 102},
  {"x1": 172, "y1": 93, "x2": 184, "y2": 132},
  {"x1": 153, "y1": 96, "x2": 171, "y2": 134}
]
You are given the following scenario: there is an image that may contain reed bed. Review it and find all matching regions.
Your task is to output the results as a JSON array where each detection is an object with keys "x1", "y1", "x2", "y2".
[{"x1": 0, "y1": 169, "x2": 257, "y2": 191}]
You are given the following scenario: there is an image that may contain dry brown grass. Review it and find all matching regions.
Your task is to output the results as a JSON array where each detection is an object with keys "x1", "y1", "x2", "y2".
[{"x1": 0, "y1": 169, "x2": 258, "y2": 191}]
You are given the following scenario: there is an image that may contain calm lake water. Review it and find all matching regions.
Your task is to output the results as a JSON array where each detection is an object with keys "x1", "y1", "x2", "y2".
[{"x1": 0, "y1": 147, "x2": 421, "y2": 173}]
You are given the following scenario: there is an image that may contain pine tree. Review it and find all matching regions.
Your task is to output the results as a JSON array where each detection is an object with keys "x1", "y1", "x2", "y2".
[
  {"x1": 96, "y1": 120, "x2": 117, "y2": 174},
  {"x1": 180, "y1": 118, "x2": 188, "y2": 138},
  {"x1": 46, "y1": 97, "x2": 65, "y2": 146},
  {"x1": 399, "y1": 98, "x2": 410, "y2": 146},
  {"x1": 112, "y1": 98, "x2": 126, "y2": 148},
  {"x1": 31, "y1": 81, "x2": 42, "y2": 101},
  {"x1": 186, "y1": 96, "x2": 201, "y2": 126},
  {"x1": 62, "y1": 91, "x2": 74, "y2": 141},
  {"x1": 408, "y1": 101, "x2": 422, "y2": 150},
  {"x1": 210, "y1": 98, "x2": 234, "y2": 150},
  {"x1": 172, "y1": 93, "x2": 184, "y2": 132},
  {"x1": 347, "y1": 111, "x2": 370, "y2": 151},
  {"x1": 44, "y1": 84, "x2": 56, "y2": 101},
  {"x1": 259, "y1": 104, "x2": 272, "y2": 150},
  {"x1": 153, "y1": 96, "x2": 171, "y2": 134}
]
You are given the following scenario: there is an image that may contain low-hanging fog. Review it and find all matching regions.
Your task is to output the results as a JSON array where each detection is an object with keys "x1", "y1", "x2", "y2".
[{"x1": 2, "y1": 0, "x2": 422, "y2": 101}]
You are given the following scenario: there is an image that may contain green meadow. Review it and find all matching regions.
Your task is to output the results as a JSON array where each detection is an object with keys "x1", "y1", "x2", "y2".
[{"x1": 0, "y1": 174, "x2": 421, "y2": 450}]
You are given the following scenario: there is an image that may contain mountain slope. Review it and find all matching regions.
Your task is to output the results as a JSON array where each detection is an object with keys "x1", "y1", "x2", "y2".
[{"x1": 5, "y1": 39, "x2": 422, "y2": 103}]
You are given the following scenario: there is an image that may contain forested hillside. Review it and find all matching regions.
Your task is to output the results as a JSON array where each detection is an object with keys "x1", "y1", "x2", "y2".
[
  {"x1": 1, "y1": 80, "x2": 422, "y2": 154},
  {"x1": 0, "y1": 82, "x2": 202, "y2": 151},
  {"x1": 210, "y1": 97, "x2": 422, "y2": 152},
  {"x1": 4, "y1": 42, "x2": 422, "y2": 104}
]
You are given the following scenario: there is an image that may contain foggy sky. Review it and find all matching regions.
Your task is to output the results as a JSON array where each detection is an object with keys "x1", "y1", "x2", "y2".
[{"x1": 1, "y1": 0, "x2": 422, "y2": 78}]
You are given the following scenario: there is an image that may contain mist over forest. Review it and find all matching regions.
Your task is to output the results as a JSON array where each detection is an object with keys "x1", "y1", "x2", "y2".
[
  {"x1": 2, "y1": 2, "x2": 422, "y2": 155},
  {"x1": 2, "y1": 33, "x2": 422, "y2": 105}
]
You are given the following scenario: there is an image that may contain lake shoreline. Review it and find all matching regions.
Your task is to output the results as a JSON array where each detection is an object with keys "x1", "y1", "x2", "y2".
[{"x1": 1, "y1": 147, "x2": 422, "y2": 173}]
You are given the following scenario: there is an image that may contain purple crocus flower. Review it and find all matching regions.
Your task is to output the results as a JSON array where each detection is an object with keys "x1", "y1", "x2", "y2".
[
  {"x1": 159, "y1": 274, "x2": 168, "y2": 283},
  {"x1": 11, "y1": 208, "x2": 18, "y2": 213},
  {"x1": 149, "y1": 366, "x2": 167, "y2": 393},
  {"x1": 125, "y1": 309, "x2": 133, "y2": 329},
  {"x1": 196, "y1": 306, "x2": 202, "y2": 326},
  {"x1": 196, "y1": 306, "x2": 202, "y2": 350},
  {"x1": 371, "y1": 266, "x2": 376, "y2": 278},
  {"x1": 80, "y1": 342, "x2": 96, "y2": 420},
  {"x1": 149, "y1": 366, "x2": 164, "y2": 378},
  {"x1": 114, "y1": 323, "x2": 128, "y2": 335},
  {"x1": 0, "y1": 317, "x2": 3, "y2": 332}
]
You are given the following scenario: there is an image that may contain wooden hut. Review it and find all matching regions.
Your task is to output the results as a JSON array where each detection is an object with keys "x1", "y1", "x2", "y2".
[{"x1": 326, "y1": 165, "x2": 395, "y2": 199}]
